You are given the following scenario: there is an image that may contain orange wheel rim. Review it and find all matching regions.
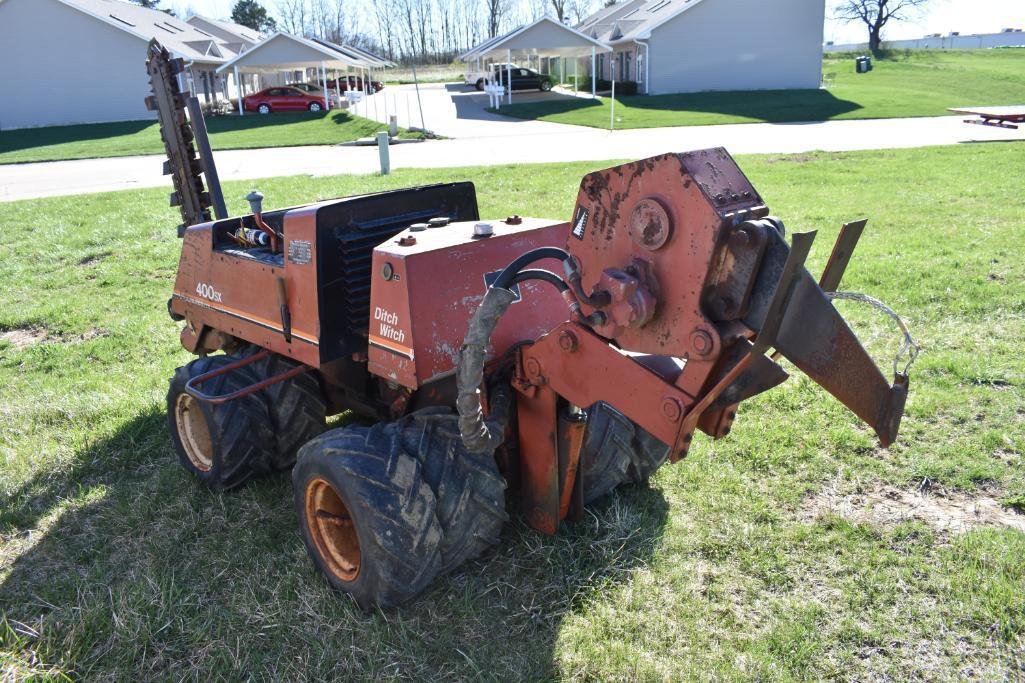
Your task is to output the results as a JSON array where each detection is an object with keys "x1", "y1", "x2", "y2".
[
  {"x1": 304, "y1": 477, "x2": 361, "y2": 582},
  {"x1": 175, "y1": 392, "x2": 213, "y2": 472}
]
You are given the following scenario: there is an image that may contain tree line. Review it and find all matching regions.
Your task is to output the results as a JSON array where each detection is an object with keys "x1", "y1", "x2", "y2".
[{"x1": 229, "y1": 0, "x2": 608, "y2": 64}]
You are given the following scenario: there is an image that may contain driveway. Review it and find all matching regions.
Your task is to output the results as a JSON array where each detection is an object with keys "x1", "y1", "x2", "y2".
[{"x1": 351, "y1": 82, "x2": 585, "y2": 138}]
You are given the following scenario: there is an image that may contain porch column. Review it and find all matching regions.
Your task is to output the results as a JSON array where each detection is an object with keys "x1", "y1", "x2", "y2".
[
  {"x1": 507, "y1": 49, "x2": 512, "y2": 105},
  {"x1": 320, "y1": 62, "x2": 329, "y2": 110},
  {"x1": 234, "y1": 66, "x2": 243, "y2": 116},
  {"x1": 591, "y1": 46, "x2": 596, "y2": 98}
]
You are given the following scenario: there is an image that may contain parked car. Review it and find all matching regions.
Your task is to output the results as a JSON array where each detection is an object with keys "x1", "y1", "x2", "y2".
[
  {"x1": 465, "y1": 63, "x2": 518, "y2": 90},
  {"x1": 243, "y1": 86, "x2": 334, "y2": 114},
  {"x1": 325, "y1": 76, "x2": 384, "y2": 93},
  {"x1": 492, "y1": 67, "x2": 553, "y2": 92},
  {"x1": 290, "y1": 82, "x2": 341, "y2": 106}
]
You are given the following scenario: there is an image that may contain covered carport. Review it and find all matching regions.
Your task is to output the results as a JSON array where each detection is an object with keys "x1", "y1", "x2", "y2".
[
  {"x1": 460, "y1": 17, "x2": 611, "y2": 104},
  {"x1": 216, "y1": 32, "x2": 370, "y2": 115}
]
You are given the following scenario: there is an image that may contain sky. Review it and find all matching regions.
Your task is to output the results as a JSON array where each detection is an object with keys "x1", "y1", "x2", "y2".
[{"x1": 165, "y1": 0, "x2": 1024, "y2": 46}]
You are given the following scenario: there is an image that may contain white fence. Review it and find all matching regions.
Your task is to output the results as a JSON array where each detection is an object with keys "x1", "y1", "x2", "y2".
[{"x1": 826, "y1": 30, "x2": 1025, "y2": 52}]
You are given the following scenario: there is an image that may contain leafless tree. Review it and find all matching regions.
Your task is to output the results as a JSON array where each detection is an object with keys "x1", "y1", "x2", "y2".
[
  {"x1": 275, "y1": 0, "x2": 308, "y2": 34},
  {"x1": 549, "y1": 0, "x2": 568, "y2": 22},
  {"x1": 834, "y1": 0, "x2": 932, "y2": 55},
  {"x1": 486, "y1": 0, "x2": 506, "y2": 38}
]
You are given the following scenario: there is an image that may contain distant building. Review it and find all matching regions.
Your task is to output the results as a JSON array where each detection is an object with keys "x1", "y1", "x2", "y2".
[
  {"x1": 0, "y1": 0, "x2": 262, "y2": 129},
  {"x1": 825, "y1": 29, "x2": 1025, "y2": 52},
  {"x1": 576, "y1": 0, "x2": 825, "y2": 94}
]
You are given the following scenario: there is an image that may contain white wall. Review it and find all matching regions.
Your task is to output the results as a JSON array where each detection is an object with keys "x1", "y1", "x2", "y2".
[
  {"x1": 648, "y1": 0, "x2": 825, "y2": 94},
  {"x1": 0, "y1": 0, "x2": 157, "y2": 129},
  {"x1": 826, "y1": 31, "x2": 1025, "y2": 52}
]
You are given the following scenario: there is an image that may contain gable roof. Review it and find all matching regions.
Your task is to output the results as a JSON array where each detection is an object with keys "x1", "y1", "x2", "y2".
[
  {"x1": 50, "y1": 0, "x2": 246, "y2": 63},
  {"x1": 216, "y1": 31, "x2": 367, "y2": 72},
  {"x1": 460, "y1": 16, "x2": 611, "y2": 61},
  {"x1": 186, "y1": 14, "x2": 262, "y2": 45},
  {"x1": 576, "y1": 0, "x2": 713, "y2": 44}
]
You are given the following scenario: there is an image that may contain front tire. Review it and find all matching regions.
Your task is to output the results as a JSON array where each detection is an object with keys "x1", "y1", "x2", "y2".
[
  {"x1": 294, "y1": 425, "x2": 444, "y2": 609},
  {"x1": 540, "y1": 80, "x2": 552, "y2": 92},
  {"x1": 475, "y1": 78, "x2": 485, "y2": 91},
  {"x1": 309, "y1": 102, "x2": 322, "y2": 112},
  {"x1": 167, "y1": 355, "x2": 277, "y2": 490},
  {"x1": 257, "y1": 103, "x2": 271, "y2": 114},
  {"x1": 579, "y1": 402, "x2": 671, "y2": 504}
]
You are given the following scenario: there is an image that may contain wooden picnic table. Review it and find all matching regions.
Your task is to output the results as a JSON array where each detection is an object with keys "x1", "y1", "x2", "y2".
[{"x1": 948, "y1": 106, "x2": 1025, "y2": 129}]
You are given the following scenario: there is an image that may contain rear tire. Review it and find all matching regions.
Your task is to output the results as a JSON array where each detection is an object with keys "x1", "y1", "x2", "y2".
[
  {"x1": 540, "y1": 80, "x2": 552, "y2": 92},
  {"x1": 475, "y1": 78, "x2": 485, "y2": 91},
  {"x1": 309, "y1": 102, "x2": 322, "y2": 112},
  {"x1": 397, "y1": 408, "x2": 508, "y2": 573},
  {"x1": 294, "y1": 425, "x2": 444, "y2": 609},
  {"x1": 579, "y1": 402, "x2": 671, "y2": 504},
  {"x1": 238, "y1": 347, "x2": 327, "y2": 470},
  {"x1": 257, "y1": 103, "x2": 270, "y2": 114},
  {"x1": 167, "y1": 355, "x2": 277, "y2": 490}
]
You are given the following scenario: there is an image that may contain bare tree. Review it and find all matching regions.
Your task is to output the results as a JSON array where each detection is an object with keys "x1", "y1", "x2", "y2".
[
  {"x1": 486, "y1": 0, "x2": 506, "y2": 38},
  {"x1": 275, "y1": 0, "x2": 308, "y2": 34},
  {"x1": 834, "y1": 0, "x2": 932, "y2": 55},
  {"x1": 550, "y1": 0, "x2": 568, "y2": 22}
]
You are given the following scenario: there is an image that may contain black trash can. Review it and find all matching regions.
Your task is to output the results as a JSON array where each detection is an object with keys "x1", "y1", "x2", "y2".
[{"x1": 855, "y1": 55, "x2": 873, "y2": 73}]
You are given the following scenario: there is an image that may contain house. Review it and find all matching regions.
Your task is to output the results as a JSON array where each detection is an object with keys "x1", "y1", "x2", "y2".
[
  {"x1": 0, "y1": 0, "x2": 262, "y2": 130},
  {"x1": 577, "y1": 0, "x2": 825, "y2": 95}
]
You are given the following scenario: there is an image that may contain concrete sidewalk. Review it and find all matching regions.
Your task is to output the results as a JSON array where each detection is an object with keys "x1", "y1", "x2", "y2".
[{"x1": 2, "y1": 114, "x2": 1022, "y2": 202}]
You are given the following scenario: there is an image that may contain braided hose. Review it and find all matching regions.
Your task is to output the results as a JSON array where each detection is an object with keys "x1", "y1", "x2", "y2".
[{"x1": 456, "y1": 287, "x2": 518, "y2": 452}]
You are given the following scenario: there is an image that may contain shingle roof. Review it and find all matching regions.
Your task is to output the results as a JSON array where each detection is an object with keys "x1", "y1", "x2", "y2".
[
  {"x1": 576, "y1": 0, "x2": 710, "y2": 44},
  {"x1": 187, "y1": 14, "x2": 262, "y2": 45},
  {"x1": 54, "y1": 0, "x2": 247, "y2": 63}
]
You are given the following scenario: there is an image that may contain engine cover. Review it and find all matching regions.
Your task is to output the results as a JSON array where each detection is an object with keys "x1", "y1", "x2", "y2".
[{"x1": 368, "y1": 217, "x2": 571, "y2": 389}]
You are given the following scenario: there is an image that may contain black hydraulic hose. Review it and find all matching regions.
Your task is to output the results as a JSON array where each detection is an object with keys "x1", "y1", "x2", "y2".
[
  {"x1": 492, "y1": 247, "x2": 570, "y2": 290},
  {"x1": 509, "y1": 268, "x2": 569, "y2": 293}
]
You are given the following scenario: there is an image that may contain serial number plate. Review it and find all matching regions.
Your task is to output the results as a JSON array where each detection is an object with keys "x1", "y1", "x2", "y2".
[{"x1": 288, "y1": 240, "x2": 312, "y2": 265}]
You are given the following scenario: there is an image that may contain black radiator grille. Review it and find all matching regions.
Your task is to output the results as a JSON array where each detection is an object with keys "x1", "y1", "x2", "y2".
[{"x1": 313, "y1": 183, "x2": 480, "y2": 363}]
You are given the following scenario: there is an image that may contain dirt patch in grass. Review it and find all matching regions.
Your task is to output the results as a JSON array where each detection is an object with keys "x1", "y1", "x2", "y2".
[
  {"x1": 0, "y1": 326, "x2": 108, "y2": 349},
  {"x1": 802, "y1": 483, "x2": 1025, "y2": 535}
]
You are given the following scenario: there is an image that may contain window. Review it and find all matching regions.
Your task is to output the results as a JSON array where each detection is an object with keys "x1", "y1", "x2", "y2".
[
  {"x1": 267, "y1": 89, "x2": 284, "y2": 96},
  {"x1": 518, "y1": 69, "x2": 530, "y2": 77},
  {"x1": 109, "y1": 14, "x2": 135, "y2": 27}
]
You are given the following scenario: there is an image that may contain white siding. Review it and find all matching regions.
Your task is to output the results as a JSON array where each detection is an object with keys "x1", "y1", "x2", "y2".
[
  {"x1": 647, "y1": 0, "x2": 825, "y2": 94},
  {"x1": 0, "y1": 0, "x2": 155, "y2": 129}
]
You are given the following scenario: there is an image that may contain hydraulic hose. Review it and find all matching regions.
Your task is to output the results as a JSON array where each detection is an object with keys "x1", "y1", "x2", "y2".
[
  {"x1": 456, "y1": 286, "x2": 519, "y2": 452},
  {"x1": 491, "y1": 247, "x2": 569, "y2": 290}
]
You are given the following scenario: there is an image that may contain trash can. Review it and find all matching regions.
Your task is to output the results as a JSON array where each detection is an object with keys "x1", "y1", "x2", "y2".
[{"x1": 855, "y1": 56, "x2": 873, "y2": 73}]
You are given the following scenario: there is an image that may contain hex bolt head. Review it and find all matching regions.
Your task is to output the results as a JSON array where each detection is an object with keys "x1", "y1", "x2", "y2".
[
  {"x1": 661, "y1": 397, "x2": 683, "y2": 422},
  {"x1": 691, "y1": 329, "x2": 714, "y2": 356},
  {"x1": 558, "y1": 330, "x2": 578, "y2": 353}
]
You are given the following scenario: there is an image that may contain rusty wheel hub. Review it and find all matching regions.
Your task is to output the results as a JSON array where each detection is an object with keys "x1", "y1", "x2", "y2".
[
  {"x1": 174, "y1": 393, "x2": 213, "y2": 471},
  {"x1": 305, "y1": 477, "x2": 361, "y2": 582}
]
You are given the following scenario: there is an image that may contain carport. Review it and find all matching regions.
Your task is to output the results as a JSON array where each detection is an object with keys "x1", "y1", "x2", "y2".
[
  {"x1": 216, "y1": 32, "x2": 371, "y2": 115},
  {"x1": 460, "y1": 17, "x2": 611, "y2": 104}
]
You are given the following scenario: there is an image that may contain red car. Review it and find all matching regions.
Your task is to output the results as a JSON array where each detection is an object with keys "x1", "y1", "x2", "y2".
[{"x1": 243, "y1": 86, "x2": 330, "y2": 114}]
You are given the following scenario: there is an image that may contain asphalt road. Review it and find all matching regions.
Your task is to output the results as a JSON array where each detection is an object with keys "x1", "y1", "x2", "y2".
[{"x1": 2, "y1": 84, "x2": 1022, "y2": 202}]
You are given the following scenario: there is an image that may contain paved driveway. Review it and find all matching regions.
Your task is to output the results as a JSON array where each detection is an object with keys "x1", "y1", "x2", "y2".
[{"x1": 351, "y1": 82, "x2": 585, "y2": 138}]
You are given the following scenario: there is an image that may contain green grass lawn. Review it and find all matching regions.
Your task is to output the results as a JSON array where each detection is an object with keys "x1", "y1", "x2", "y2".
[
  {"x1": 0, "y1": 110, "x2": 389, "y2": 166},
  {"x1": 500, "y1": 49, "x2": 1025, "y2": 129},
  {"x1": 1, "y1": 143, "x2": 1024, "y2": 679}
]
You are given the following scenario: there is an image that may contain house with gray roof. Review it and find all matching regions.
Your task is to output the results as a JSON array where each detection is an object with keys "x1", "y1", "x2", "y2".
[
  {"x1": 577, "y1": 0, "x2": 825, "y2": 95},
  {"x1": 0, "y1": 0, "x2": 263, "y2": 129}
]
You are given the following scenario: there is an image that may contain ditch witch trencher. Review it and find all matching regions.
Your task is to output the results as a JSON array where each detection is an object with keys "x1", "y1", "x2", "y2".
[{"x1": 146, "y1": 41, "x2": 917, "y2": 608}]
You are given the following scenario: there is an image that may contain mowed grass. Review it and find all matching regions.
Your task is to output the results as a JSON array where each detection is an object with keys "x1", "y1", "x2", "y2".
[
  {"x1": 0, "y1": 109, "x2": 389, "y2": 166},
  {"x1": 1, "y1": 143, "x2": 1024, "y2": 680},
  {"x1": 500, "y1": 49, "x2": 1025, "y2": 129}
]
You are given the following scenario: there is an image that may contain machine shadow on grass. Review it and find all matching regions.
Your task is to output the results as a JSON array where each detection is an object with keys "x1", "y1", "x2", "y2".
[{"x1": 0, "y1": 404, "x2": 670, "y2": 678}]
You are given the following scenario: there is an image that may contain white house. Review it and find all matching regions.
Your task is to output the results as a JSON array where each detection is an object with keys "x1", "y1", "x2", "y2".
[
  {"x1": 577, "y1": 0, "x2": 825, "y2": 94},
  {"x1": 0, "y1": 0, "x2": 261, "y2": 130}
]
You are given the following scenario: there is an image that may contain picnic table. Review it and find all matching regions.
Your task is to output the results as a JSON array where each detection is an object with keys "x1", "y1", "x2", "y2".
[{"x1": 948, "y1": 106, "x2": 1025, "y2": 129}]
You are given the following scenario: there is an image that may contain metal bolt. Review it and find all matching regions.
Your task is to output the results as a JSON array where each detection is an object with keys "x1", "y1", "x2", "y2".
[
  {"x1": 691, "y1": 329, "x2": 714, "y2": 356},
  {"x1": 398, "y1": 236, "x2": 417, "y2": 246},
  {"x1": 505, "y1": 215, "x2": 523, "y2": 225},
  {"x1": 558, "y1": 330, "x2": 578, "y2": 353},
  {"x1": 661, "y1": 397, "x2": 683, "y2": 422},
  {"x1": 729, "y1": 228, "x2": 750, "y2": 247}
]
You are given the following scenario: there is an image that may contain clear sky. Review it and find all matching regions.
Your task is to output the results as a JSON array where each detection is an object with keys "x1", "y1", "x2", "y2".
[{"x1": 166, "y1": 0, "x2": 1024, "y2": 45}]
